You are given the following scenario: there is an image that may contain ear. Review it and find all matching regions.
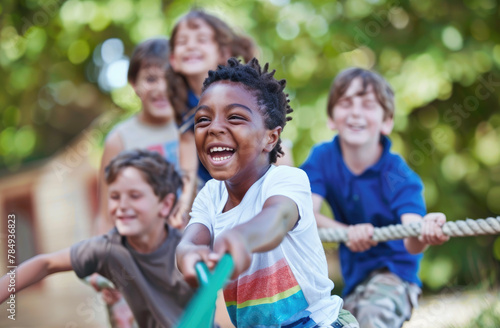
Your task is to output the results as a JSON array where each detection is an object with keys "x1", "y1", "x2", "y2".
[
  {"x1": 264, "y1": 126, "x2": 282, "y2": 153},
  {"x1": 380, "y1": 116, "x2": 394, "y2": 135},
  {"x1": 159, "y1": 193, "x2": 176, "y2": 218},
  {"x1": 327, "y1": 116, "x2": 337, "y2": 131},
  {"x1": 169, "y1": 53, "x2": 179, "y2": 72}
]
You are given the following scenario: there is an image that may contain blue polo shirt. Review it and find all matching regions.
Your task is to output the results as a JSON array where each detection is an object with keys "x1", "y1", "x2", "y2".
[{"x1": 301, "y1": 135, "x2": 426, "y2": 296}]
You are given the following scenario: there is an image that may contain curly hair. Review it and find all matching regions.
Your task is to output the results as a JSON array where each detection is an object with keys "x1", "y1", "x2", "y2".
[
  {"x1": 201, "y1": 57, "x2": 293, "y2": 164},
  {"x1": 105, "y1": 149, "x2": 183, "y2": 203},
  {"x1": 167, "y1": 9, "x2": 256, "y2": 125}
]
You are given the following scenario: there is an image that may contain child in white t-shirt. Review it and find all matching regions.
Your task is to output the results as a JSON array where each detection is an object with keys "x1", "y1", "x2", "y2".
[{"x1": 176, "y1": 58, "x2": 359, "y2": 328}]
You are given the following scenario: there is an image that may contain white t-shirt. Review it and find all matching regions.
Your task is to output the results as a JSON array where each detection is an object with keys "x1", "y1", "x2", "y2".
[{"x1": 188, "y1": 165, "x2": 343, "y2": 328}]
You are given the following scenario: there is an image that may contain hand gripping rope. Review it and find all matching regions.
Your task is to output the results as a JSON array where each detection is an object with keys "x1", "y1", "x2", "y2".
[
  {"x1": 83, "y1": 274, "x2": 115, "y2": 289},
  {"x1": 317, "y1": 216, "x2": 500, "y2": 243},
  {"x1": 81, "y1": 256, "x2": 234, "y2": 328},
  {"x1": 177, "y1": 254, "x2": 234, "y2": 328}
]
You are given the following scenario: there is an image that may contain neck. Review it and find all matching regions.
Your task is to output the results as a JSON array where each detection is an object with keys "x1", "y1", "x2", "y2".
[
  {"x1": 186, "y1": 74, "x2": 206, "y2": 97},
  {"x1": 126, "y1": 224, "x2": 167, "y2": 254},
  {"x1": 224, "y1": 163, "x2": 271, "y2": 212},
  {"x1": 137, "y1": 111, "x2": 170, "y2": 126},
  {"x1": 340, "y1": 138, "x2": 383, "y2": 175}
]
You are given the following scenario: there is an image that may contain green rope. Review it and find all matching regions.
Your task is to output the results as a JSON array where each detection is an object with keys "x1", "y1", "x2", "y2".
[
  {"x1": 82, "y1": 275, "x2": 115, "y2": 289},
  {"x1": 177, "y1": 254, "x2": 234, "y2": 328}
]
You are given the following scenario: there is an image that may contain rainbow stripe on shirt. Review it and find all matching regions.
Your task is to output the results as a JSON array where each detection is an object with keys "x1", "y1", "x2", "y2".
[{"x1": 224, "y1": 258, "x2": 308, "y2": 327}]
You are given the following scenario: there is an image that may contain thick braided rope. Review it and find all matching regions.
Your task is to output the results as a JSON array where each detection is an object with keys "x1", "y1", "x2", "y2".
[{"x1": 318, "y1": 216, "x2": 500, "y2": 243}]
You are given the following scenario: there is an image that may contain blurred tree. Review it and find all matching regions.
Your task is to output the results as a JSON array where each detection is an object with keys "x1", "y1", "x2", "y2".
[{"x1": 1, "y1": 0, "x2": 499, "y2": 293}]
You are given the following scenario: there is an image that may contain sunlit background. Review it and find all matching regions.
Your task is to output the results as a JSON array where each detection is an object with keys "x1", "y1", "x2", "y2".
[{"x1": 1, "y1": 0, "x2": 500, "y2": 327}]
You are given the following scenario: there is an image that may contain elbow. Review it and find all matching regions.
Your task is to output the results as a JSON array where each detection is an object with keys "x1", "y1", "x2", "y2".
[{"x1": 39, "y1": 255, "x2": 56, "y2": 274}]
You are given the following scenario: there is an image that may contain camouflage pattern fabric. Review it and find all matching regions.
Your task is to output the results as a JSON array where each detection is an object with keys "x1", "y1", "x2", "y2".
[
  {"x1": 329, "y1": 308, "x2": 360, "y2": 328},
  {"x1": 343, "y1": 269, "x2": 421, "y2": 328}
]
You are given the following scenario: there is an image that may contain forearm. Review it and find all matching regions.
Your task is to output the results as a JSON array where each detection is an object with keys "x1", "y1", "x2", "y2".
[
  {"x1": 405, "y1": 237, "x2": 427, "y2": 254},
  {"x1": 404, "y1": 212, "x2": 449, "y2": 254},
  {"x1": 175, "y1": 224, "x2": 212, "y2": 285},
  {"x1": 402, "y1": 214, "x2": 427, "y2": 254},
  {"x1": 233, "y1": 197, "x2": 298, "y2": 253},
  {"x1": 314, "y1": 212, "x2": 347, "y2": 229},
  {"x1": 0, "y1": 255, "x2": 51, "y2": 303},
  {"x1": 310, "y1": 193, "x2": 346, "y2": 229},
  {"x1": 0, "y1": 248, "x2": 72, "y2": 303},
  {"x1": 176, "y1": 224, "x2": 211, "y2": 261}
]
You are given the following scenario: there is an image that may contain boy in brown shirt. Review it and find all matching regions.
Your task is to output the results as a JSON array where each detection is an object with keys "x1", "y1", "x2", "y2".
[{"x1": 0, "y1": 150, "x2": 193, "y2": 328}]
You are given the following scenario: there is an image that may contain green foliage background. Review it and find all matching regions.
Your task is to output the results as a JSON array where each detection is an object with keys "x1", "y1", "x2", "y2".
[{"x1": 1, "y1": 0, "x2": 499, "y2": 293}]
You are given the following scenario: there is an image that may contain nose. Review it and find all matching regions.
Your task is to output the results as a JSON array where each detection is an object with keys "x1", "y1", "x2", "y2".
[
  {"x1": 208, "y1": 116, "x2": 226, "y2": 136},
  {"x1": 118, "y1": 195, "x2": 129, "y2": 211},
  {"x1": 157, "y1": 77, "x2": 167, "y2": 93},
  {"x1": 186, "y1": 36, "x2": 197, "y2": 50},
  {"x1": 350, "y1": 99, "x2": 362, "y2": 117}
]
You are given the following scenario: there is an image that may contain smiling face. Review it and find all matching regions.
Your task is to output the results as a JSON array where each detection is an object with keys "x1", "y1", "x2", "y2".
[
  {"x1": 108, "y1": 167, "x2": 172, "y2": 243},
  {"x1": 132, "y1": 65, "x2": 174, "y2": 125},
  {"x1": 194, "y1": 81, "x2": 280, "y2": 187},
  {"x1": 170, "y1": 18, "x2": 224, "y2": 81},
  {"x1": 328, "y1": 77, "x2": 394, "y2": 150}
]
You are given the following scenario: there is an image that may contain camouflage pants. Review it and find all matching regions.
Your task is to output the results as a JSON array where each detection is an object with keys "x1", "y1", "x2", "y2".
[
  {"x1": 281, "y1": 308, "x2": 359, "y2": 328},
  {"x1": 343, "y1": 269, "x2": 421, "y2": 328},
  {"x1": 329, "y1": 309, "x2": 360, "y2": 328}
]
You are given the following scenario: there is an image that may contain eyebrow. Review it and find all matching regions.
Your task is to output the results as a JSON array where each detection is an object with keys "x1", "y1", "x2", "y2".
[
  {"x1": 195, "y1": 103, "x2": 253, "y2": 114},
  {"x1": 339, "y1": 91, "x2": 374, "y2": 101},
  {"x1": 225, "y1": 103, "x2": 253, "y2": 113}
]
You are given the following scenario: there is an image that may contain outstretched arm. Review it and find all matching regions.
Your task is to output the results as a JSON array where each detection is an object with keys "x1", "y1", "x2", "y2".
[
  {"x1": 312, "y1": 193, "x2": 377, "y2": 252},
  {"x1": 176, "y1": 223, "x2": 212, "y2": 287},
  {"x1": 213, "y1": 195, "x2": 299, "y2": 278},
  {"x1": 0, "y1": 248, "x2": 72, "y2": 303},
  {"x1": 311, "y1": 193, "x2": 346, "y2": 229},
  {"x1": 402, "y1": 212, "x2": 449, "y2": 254}
]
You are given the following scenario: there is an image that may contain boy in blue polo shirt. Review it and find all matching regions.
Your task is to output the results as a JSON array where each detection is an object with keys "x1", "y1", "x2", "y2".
[{"x1": 301, "y1": 68, "x2": 449, "y2": 328}]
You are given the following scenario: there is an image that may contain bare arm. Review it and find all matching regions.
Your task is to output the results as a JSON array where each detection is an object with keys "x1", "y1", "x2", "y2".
[
  {"x1": 312, "y1": 193, "x2": 377, "y2": 252},
  {"x1": 311, "y1": 193, "x2": 346, "y2": 229},
  {"x1": 212, "y1": 195, "x2": 299, "y2": 278},
  {"x1": 176, "y1": 223, "x2": 212, "y2": 287},
  {"x1": 169, "y1": 131, "x2": 199, "y2": 229},
  {"x1": 402, "y1": 212, "x2": 449, "y2": 254},
  {"x1": 233, "y1": 195, "x2": 299, "y2": 253},
  {"x1": 0, "y1": 248, "x2": 72, "y2": 303},
  {"x1": 94, "y1": 132, "x2": 124, "y2": 235}
]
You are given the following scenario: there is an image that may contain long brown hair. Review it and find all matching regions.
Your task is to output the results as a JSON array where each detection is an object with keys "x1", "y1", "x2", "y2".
[{"x1": 167, "y1": 9, "x2": 257, "y2": 125}]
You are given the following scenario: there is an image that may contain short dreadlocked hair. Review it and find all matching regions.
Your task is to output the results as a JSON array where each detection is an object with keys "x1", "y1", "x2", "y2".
[{"x1": 201, "y1": 57, "x2": 293, "y2": 164}]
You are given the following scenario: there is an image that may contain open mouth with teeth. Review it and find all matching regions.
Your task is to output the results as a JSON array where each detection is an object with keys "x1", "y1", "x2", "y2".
[
  {"x1": 209, "y1": 146, "x2": 235, "y2": 162},
  {"x1": 347, "y1": 124, "x2": 365, "y2": 131}
]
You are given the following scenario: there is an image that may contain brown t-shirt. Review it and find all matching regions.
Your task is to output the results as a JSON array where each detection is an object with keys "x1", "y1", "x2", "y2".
[{"x1": 70, "y1": 226, "x2": 193, "y2": 328}]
